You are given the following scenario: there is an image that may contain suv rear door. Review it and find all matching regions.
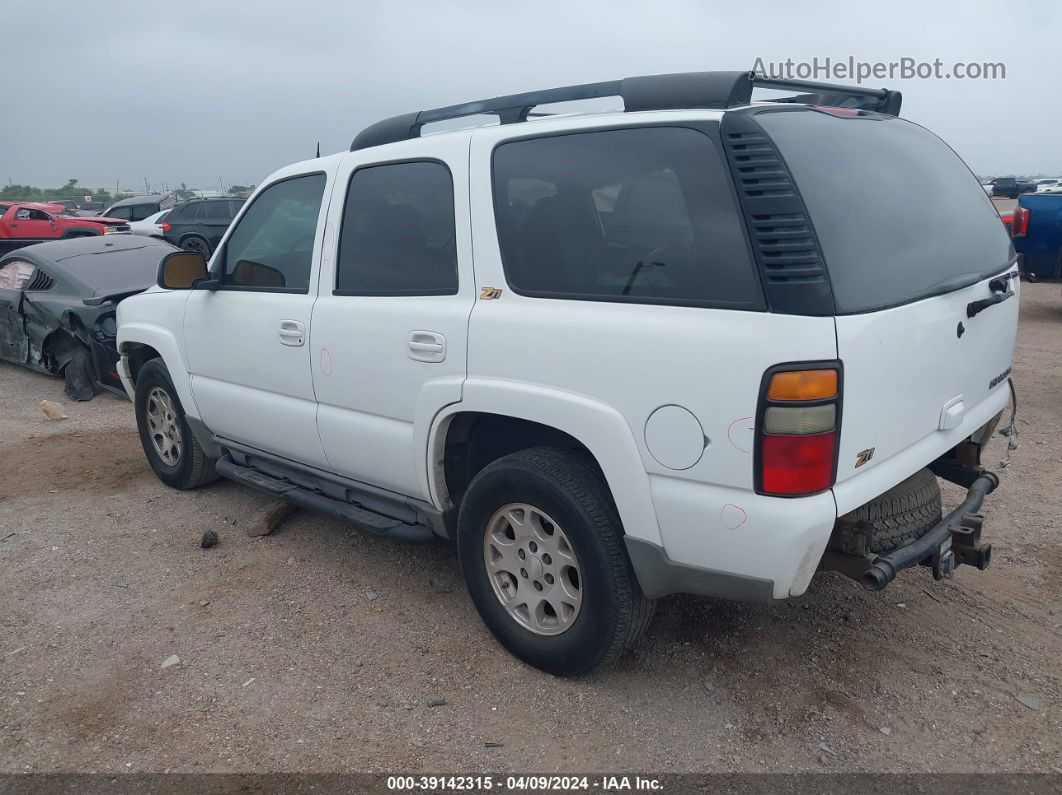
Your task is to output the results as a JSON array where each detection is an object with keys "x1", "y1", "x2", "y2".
[
  {"x1": 310, "y1": 132, "x2": 475, "y2": 501},
  {"x1": 754, "y1": 108, "x2": 1018, "y2": 514}
]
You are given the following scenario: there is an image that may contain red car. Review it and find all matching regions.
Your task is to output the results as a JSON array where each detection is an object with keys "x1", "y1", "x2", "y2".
[{"x1": 0, "y1": 201, "x2": 131, "y2": 253}]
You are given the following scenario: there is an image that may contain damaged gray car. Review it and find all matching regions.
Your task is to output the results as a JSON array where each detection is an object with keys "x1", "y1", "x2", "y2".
[{"x1": 0, "y1": 235, "x2": 177, "y2": 400}]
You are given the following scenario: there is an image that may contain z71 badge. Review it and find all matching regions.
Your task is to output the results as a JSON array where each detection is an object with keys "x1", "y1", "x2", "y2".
[{"x1": 855, "y1": 448, "x2": 875, "y2": 468}]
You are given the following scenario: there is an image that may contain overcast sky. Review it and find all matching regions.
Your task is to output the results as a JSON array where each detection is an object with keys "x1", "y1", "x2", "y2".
[{"x1": 3, "y1": 0, "x2": 1059, "y2": 191}]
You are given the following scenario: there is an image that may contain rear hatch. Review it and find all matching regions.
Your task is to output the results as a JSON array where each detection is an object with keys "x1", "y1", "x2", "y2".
[{"x1": 755, "y1": 108, "x2": 1018, "y2": 513}]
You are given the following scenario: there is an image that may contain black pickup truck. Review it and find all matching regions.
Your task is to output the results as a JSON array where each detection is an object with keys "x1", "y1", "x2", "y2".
[{"x1": 987, "y1": 177, "x2": 1037, "y2": 199}]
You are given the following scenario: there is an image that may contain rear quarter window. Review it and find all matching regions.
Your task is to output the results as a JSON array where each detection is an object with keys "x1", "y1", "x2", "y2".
[
  {"x1": 755, "y1": 109, "x2": 1014, "y2": 313},
  {"x1": 491, "y1": 126, "x2": 762, "y2": 309}
]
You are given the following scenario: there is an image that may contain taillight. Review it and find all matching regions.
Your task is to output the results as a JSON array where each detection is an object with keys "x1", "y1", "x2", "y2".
[
  {"x1": 1011, "y1": 206, "x2": 1029, "y2": 238},
  {"x1": 756, "y1": 364, "x2": 841, "y2": 497},
  {"x1": 161, "y1": 223, "x2": 171, "y2": 233}
]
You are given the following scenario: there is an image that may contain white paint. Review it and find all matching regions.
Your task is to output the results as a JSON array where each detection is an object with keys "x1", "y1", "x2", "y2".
[
  {"x1": 117, "y1": 106, "x2": 1018, "y2": 605},
  {"x1": 833, "y1": 266, "x2": 1017, "y2": 512},
  {"x1": 644, "y1": 405, "x2": 706, "y2": 470}
]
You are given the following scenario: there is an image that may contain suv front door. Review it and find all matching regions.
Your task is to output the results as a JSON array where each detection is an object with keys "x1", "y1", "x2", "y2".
[
  {"x1": 310, "y1": 134, "x2": 475, "y2": 500},
  {"x1": 182, "y1": 171, "x2": 333, "y2": 468}
]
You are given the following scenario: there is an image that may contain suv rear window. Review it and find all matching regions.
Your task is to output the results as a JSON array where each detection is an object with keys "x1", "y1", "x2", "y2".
[
  {"x1": 335, "y1": 161, "x2": 457, "y2": 296},
  {"x1": 756, "y1": 109, "x2": 1014, "y2": 313},
  {"x1": 492, "y1": 127, "x2": 761, "y2": 308}
]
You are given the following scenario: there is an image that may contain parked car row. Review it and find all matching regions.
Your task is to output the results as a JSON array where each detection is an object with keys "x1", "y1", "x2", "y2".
[
  {"x1": 0, "y1": 235, "x2": 175, "y2": 399},
  {"x1": 0, "y1": 195, "x2": 246, "y2": 257},
  {"x1": 0, "y1": 201, "x2": 130, "y2": 252}
]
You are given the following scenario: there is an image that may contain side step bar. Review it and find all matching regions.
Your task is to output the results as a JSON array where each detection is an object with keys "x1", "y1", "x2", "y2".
[{"x1": 215, "y1": 455, "x2": 435, "y2": 544}]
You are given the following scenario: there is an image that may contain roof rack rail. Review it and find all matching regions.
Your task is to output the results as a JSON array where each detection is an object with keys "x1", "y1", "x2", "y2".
[{"x1": 350, "y1": 70, "x2": 902, "y2": 151}]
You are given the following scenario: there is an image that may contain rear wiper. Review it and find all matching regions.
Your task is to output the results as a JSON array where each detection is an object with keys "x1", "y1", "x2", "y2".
[{"x1": 967, "y1": 290, "x2": 1014, "y2": 318}]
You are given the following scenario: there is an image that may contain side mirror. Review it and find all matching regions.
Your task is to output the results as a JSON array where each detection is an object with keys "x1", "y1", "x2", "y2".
[{"x1": 158, "y1": 251, "x2": 208, "y2": 290}]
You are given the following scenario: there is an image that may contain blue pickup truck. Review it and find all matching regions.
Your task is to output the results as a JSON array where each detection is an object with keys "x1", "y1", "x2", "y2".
[{"x1": 1013, "y1": 193, "x2": 1062, "y2": 279}]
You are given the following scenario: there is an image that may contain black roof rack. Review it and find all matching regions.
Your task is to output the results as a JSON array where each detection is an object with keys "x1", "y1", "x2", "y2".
[{"x1": 350, "y1": 70, "x2": 902, "y2": 151}]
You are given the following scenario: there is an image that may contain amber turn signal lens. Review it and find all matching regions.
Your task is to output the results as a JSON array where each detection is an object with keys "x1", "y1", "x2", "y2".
[{"x1": 767, "y1": 369, "x2": 837, "y2": 401}]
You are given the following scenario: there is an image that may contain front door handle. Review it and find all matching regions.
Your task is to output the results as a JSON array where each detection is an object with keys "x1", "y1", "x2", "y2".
[
  {"x1": 408, "y1": 330, "x2": 445, "y2": 363},
  {"x1": 278, "y1": 319, "x2": 305, "y2": 346}
]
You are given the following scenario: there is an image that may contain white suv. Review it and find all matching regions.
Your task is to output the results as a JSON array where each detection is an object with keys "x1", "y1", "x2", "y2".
[{"x1": 117, "y1": 71, "x2": 1018, "y2": 675}]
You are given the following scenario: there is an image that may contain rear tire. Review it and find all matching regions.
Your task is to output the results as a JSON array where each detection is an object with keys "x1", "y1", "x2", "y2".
[
  {"x1": 456, "y1": 447, "x2": 654, "y2": 676},
  {"x1": 134, "y1": 358, "x2": 218, "y2": 490},
  {"x1": 181, "y1": 235, "x2": 211, "y2": 257},
  {"x1": 835, "y1": 468, "x2": 942, "y2": 555}
]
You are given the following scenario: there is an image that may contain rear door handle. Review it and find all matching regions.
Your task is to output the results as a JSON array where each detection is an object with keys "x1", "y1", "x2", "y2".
[
  {"x1": 278, "y1": 319, "x2": 305, "y2": 346},
  {"x1": 408, "y1": 331, "x2": 445, "y2": 362}
]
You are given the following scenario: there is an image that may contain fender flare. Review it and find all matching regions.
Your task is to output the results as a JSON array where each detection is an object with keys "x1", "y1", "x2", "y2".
[
  {"x1": 424, "y1": 377, "x2": 663, "y2": 547},
  {"x1": 117, "y1": 323, "x2": 200, "y2": 420}
]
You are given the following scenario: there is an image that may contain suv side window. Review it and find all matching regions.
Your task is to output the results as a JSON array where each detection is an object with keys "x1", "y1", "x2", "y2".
[
  {"x1": 203, "y1": 201, "x2": 230, "y2": 220},
  {"x1": 335, "y1": 161, "x2": 457, "y2": 296},
  {"x1": 176, "y1": 202, "x2": 201, "y2": 221},
  {"x1": 220, "y1": 173, "x2": 325, "y2": 293},
  {"x1": 106, "y1": 206, "x2": 133, "y2": 220},
  {"x1": 129, "y1": 204, "x2": 157, "y2": 221},
  {"x1": 491, "y1": 127, "x2": 761, "y2": 308}
]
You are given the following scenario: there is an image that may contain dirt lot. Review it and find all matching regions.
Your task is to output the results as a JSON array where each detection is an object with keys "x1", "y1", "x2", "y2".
[{"x1": 1, "y1": 283, "x2": 1060, "y2": 775}]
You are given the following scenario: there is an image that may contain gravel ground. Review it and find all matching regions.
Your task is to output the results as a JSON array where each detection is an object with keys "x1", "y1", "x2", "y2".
[{"x1": 1, "y1": 282, "x2": 1060, "y2": 775}]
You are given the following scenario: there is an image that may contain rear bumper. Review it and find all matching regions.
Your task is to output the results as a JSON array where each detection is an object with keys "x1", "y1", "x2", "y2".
[{"x1": 821, "y1": 467, "x2": 997, "y2": 590}]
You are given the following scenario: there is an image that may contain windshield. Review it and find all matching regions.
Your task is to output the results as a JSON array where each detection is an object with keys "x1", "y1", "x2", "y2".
[{"x1": 756, "y1": 109, "x2": 1015, "y2": 313}]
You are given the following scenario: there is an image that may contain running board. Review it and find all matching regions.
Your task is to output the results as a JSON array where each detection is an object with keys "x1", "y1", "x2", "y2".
[{"x1": 215, "y1": 455, "x2": 434, "y2": 544}]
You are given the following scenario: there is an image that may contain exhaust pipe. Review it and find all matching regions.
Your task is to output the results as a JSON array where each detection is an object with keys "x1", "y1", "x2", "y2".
[
  {"x1": 860, "y1": 560, "x2": 896, "y2": 591},
  {"x1": 823, "y1": 471, "x2": 998, "y2": 591}
]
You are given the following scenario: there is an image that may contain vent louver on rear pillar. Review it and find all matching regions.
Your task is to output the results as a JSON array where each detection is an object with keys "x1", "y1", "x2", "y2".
[
  {"x1": 26, "y1": 270, "x2": 56, "y2": 291},
  {"x1": 721, "y1": 112, "x2": 835, "y2": 316}
]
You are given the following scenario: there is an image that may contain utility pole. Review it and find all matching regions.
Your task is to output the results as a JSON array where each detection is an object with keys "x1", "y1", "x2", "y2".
[{"x1": 218, "y1": 177, "x2": 224, "y2": 195}]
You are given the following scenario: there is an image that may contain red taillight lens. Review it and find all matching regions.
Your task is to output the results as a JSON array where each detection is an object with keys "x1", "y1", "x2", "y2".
[
  {"x1": 161, "y1": 222, "x2": 171, "y2": 233},
  {"x1": 761, "y1": 431, "x2": 837, "y2": 495},
  {"x1": 757, "y1": 364, "x2": 841, "y2": 497},
  {"x1": 1011, "y1": 206, "x2": 1029, "y2": 238}
]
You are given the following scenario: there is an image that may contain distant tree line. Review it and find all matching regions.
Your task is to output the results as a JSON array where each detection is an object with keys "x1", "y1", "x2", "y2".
[
  {"x1": 1, "y1": 179, "x2": 255, "y2": 204},
  {"x1": 0, "y1": 179, "x2": 120, "y2": 203}
]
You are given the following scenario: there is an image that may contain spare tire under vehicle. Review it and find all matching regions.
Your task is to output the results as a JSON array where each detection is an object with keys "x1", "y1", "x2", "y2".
[{"x1": 831, "y1": 468, "x2": 943, "y2": 556}]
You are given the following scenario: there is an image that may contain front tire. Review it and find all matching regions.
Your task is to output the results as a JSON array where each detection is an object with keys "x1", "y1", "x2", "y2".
[
  {"x1": 134, "y1": 358, "x2": 217, "y2": 489},
  {"x1": 457, "y1": 447, "x2": 654, "y2": 676}
]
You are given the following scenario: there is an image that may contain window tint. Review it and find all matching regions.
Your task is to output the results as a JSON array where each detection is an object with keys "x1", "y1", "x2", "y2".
[
  {"x1": 106, "y1": 206, "x2": 132, "y2": 220},
  {"x1": 203, "y1": 201, "x2": 230, "y2": 220},
  {"x1": 335, "y1": 161, "x2": 457, "y2": 295},
  {"x1": 221, "y1": 173, "x2": 326, "y2": 292},
  {"x1": 492, "y1": 127, "x2": 760, "y2": 307},
  {"x1": 757, "y1": 110, "x2": 1014, "y2": 313},
  {"x1": 170, "y1": 202, "x2": 199, "y2": 221},
  {"x1": 228, "y1": 200, "x2": 244, "y2": 219},
  {"x1": 128, "y1": 204, "x2": 158, "y2": 221}
]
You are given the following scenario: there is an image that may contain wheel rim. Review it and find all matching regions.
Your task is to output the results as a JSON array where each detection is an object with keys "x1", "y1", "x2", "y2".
[
  {"x1": 145, "y1": 386, "x2": 182, "y2": 467},
  {"x1": 483, "y1": 503, "x2": 583, "y2": 636},
  {"x1": 183, "y1": 238, "x2": 207, "y2": 255}
]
